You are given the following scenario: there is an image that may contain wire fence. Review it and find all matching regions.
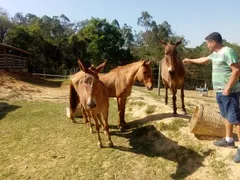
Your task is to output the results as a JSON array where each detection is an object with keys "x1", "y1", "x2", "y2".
[{"x1": 32, "y1": 66, "x2": 212, "y2": 90}]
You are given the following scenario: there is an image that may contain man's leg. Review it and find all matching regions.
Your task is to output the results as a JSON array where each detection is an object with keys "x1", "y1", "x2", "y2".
[
  {"x1": 213, "y1": 120, "x2": 235, "y2": 147},
  {"x1": 214, "y1": 93, "x2": 235, "y2": 147},
  {"x1": 225, "y1": 119, "x2": 234, "y2": 141}
]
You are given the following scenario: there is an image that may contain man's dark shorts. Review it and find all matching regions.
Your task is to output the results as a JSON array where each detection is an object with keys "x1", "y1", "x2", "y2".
[{"x1": 216, "y1": 91, "x2": 240, "y2": 124}]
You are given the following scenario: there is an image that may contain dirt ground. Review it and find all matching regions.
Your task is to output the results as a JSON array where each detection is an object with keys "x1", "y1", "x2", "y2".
[
  {"x1": 1, "y1": 70, "x2": 240, "y2": 179},
  {"x1": 0, "y1": 70, "x2": 69, "y2": 103}
]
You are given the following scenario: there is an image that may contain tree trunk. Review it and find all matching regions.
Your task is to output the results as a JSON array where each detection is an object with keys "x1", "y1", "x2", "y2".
[{"x1": 190, "y1": 104, "x2": 235, "y2": 137}]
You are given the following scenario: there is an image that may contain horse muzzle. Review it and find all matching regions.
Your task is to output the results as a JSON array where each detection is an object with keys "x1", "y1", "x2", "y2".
[
  {"x1": 146, "y1": 82, "x2": 153, "y2": 90},
  {"x1": 168, "y1": 70, "x2": 175, "y2": 76},
  {"x1": 87, "y1": 101, "x2": 96, "y2": 109}
]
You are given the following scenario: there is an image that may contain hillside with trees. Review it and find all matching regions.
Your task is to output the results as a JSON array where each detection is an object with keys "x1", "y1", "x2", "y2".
[{"x1": 1, "y1": 8, "x2": 240, "y2": 88}]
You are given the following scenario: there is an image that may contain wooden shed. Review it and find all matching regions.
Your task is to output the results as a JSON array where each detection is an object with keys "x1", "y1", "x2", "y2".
[{"x1": 0, "y1": 43, "x2": 31, "y2": 71}]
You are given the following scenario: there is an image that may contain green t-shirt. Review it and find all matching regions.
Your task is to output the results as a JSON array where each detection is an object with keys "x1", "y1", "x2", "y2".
[{"x1": 207, "y1": 46, "x2": 240, "y2": 92}]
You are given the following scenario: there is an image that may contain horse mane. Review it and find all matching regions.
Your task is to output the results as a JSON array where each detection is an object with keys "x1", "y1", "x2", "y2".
[{"x1": 109, "y1": 60, "x2": 144, "y2": 72}]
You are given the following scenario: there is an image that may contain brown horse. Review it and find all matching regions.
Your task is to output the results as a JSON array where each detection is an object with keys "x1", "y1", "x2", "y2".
[
  {"x1": 99, "y1": 60, "x2": 153, "y2": 131},
  {"x1": 160, "y1": 39, "x2": 186, "y2": 114},
  {"x1": 71, "y1": 59, "x2": 113, "y2": 148},
  {"x1": 69, "y1": 60, "x2": 153, "y2": 132}
]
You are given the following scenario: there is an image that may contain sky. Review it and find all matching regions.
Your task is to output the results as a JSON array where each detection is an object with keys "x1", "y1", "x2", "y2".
[{"x1": 1, "y1": 0, "x2": 240, "y2": 48}]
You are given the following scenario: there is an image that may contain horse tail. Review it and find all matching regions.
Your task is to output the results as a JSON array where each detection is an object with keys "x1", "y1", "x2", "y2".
[{"x1": 69, "y1": 81, "x2": 79, "y2": 121}]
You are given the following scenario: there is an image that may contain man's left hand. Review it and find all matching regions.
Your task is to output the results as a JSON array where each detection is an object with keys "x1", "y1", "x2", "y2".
[{"x1": 222, "y1": 88, "x2": 230, "y2": 95}]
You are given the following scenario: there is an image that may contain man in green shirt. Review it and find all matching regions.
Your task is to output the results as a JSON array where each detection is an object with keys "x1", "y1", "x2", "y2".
[{"x1": 183, "y1": 32, "x2": 240, "y2": 163}]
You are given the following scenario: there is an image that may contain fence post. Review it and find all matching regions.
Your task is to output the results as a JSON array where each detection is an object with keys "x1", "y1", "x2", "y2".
[{"x1": 43, "y1": 68, "x2": 46, "y2": 78}]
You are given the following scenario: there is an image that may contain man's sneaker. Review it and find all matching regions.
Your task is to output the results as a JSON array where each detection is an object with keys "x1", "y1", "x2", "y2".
[
  {"x1": 213, "y1": 138, "x2": 235, "y2": 148},
  {"x1": 233, "y1": 148, "x2": 240, "y2": 163}
]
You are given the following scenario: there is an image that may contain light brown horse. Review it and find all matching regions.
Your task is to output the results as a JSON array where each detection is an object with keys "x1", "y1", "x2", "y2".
[
  {"x1": 71, "y1": 59, "x2": 113, "y2": 148},
  {"x1": 69, "y1": 60, "x2": 153, "y2": 132},
  {"x1": 160, "y1": 39, "x2": 186, "y2": 114},
  {"x1": 99, "y1": 60, "x2": 153, "y2": 131}
]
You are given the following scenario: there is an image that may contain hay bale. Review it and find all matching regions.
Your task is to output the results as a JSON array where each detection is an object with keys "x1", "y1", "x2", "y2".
[
  {"x1": 66, "y1": 106, "x2": 82, "y2": 118},
  {"x1": 190, "y1": 104, "x2": 226, "y2": 137}
]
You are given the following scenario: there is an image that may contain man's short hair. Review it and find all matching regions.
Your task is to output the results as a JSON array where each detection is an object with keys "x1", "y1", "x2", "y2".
[{"x1": 205, "y1": 32, "x2": 223, "y2": 44}]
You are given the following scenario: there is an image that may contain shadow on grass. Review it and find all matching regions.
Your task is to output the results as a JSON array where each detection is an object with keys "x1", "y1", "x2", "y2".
[
  {"x1": 0, "y1": 102, "x2": 21, "y2": 120},
  {"x1": 127, "y1": 113, "x2": 191, "y2": 127},
  {"x1": 112, "y1": 124, "x2": 212, "y2": 179}
]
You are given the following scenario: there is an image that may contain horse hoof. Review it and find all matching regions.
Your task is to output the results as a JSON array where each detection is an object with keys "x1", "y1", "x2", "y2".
[
  {"x1": 71, "y1": 119, "x2": 77, "y2": 123},
  {"x1": 90, "y1": 129, "x2": 93, "y2": 134},
  {"x1": 98, "y1": 143, "x2": 103, "y2": 148},
  {"x1": 119, "y1": 126, "x2": 127, "y2": 132}
]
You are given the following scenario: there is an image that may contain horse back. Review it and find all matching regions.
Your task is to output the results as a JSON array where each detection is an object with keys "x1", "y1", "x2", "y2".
[{"x1": 71, "y1": 71, "x2": 85, "y2": 92}]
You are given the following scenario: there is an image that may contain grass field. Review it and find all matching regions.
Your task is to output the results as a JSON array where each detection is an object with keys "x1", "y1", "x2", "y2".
[{"x1": 0, "y1": 77, "x2": 239, "y2": 179}]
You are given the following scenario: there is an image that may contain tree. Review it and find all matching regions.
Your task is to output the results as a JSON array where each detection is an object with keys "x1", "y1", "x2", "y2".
[
  {"x1": 137, "y1": 11, "x2": 153, "y2": 31},
  {"x1": 0, "y1": 8, "x2": 13, "y2": 42},
  {"x1": 77, "y1": 18, "x2": 132, "y2": 67},
  {"x1": 111, "y1": 19, "x2": 120, "y2": 29},
  {"x1": 12, "y1": 12, "x2": 26, "y2": 25},
  {"x1": 121, "y1": 24, "x2": 134, "y2": 49}
]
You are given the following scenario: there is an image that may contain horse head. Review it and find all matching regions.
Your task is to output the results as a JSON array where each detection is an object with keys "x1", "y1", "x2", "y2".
[
  {"x1": 77, "y1": 59, "x2": 107, "y2": 109},
  {"x1": 160, "y1": 38, "x2": 183, "y2": 76},
  {"x1": 136, "y1": 60, "x2": 153, "y2": 90}
]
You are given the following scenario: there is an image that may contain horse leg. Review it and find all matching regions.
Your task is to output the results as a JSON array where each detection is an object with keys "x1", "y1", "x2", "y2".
[
  {"x1": 170, "y1": 87, "x2": 177, "y2": 114},
  {"x1": 69, "y1": 82, "x2": 79, "y2": 123},
  {"x1": 92, "y1": 113, "x2": 102, "y2": 148},
  {"x1": 97, "y1": 114, "x2": 105, "y2": 132},
  {"x1": 117, "y1": 97, "x2": 128, "y2": 132},
  {"x1": 81, "y1": 105, "x2": 89, "y2": 125},
  {"x1": 165, "y1": 86, "x2": 168, "y2": 105},
  {"x1": 86, "y1": 111, "x2": 94, "y2": 133},
  {"x1": 181, "y1": 87, "x2": 187, "y2": 114},
  {"x1": 102, "y1": 111, "x2": 113, "y2": 147}
]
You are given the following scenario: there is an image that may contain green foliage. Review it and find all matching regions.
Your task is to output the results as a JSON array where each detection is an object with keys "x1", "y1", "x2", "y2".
[
  {"x1": 77, "y1": 18, "x2": 133, "y2": 68},
  {"x1": 0, "y1": 8, "x2": 13, "y2": 42},
  {"x1": 1, "y1": 7, "x2": 240, "y2": 78}
]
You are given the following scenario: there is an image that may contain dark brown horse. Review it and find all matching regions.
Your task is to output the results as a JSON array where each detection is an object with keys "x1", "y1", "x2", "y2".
[
  {"x1": 69, "y1": 60, "x2": 153, "y2": 132},
  {"x1": 71, "y1": 59, "x2": 113, "y2": 148},
  {"x1": 160, "y1": 39, "x2": 186, "y2": 114}
]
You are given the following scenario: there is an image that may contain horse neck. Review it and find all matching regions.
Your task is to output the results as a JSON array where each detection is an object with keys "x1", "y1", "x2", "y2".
[
  {"x1": 173, "y1": 56, "x2": 185, "y2": 76},
  {"x1": 121, "y1": 62, "x2": 141, "y2": 83}
]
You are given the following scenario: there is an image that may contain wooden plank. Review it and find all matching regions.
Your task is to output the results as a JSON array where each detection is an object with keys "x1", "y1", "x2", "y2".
[
  {"x1": 0, "y1": 43, "x2": 31, "y2": 55},
  {"x1": 6, "y1": 54, "x2": 27, "y2": 59}
]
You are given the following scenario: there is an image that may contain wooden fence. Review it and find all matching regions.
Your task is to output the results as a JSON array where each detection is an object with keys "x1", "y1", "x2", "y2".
[{"x1": 0, "y1": 54, "x2": 27, "y2": 70}]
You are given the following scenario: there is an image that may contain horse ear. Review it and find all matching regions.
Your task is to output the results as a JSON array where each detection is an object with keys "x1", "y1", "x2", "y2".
[
  {"x1": 96, "y1": 60, "x2": 107, "y2": 72},
  {"x1": 90, "y1": 64, "x2": 96, "y2": 71},
  {"x1": 143, "y1": 60, "x2": 151, "y2": 66},
  {"x1": 176, "y1": 38, "x2": 183, "y2": 46},
  {"x1": 77, "y1": 59, "x2": 88, "y2": 72},
  {"x1": 159, "y1": 40, "x2": 167, "y2": 46}
]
